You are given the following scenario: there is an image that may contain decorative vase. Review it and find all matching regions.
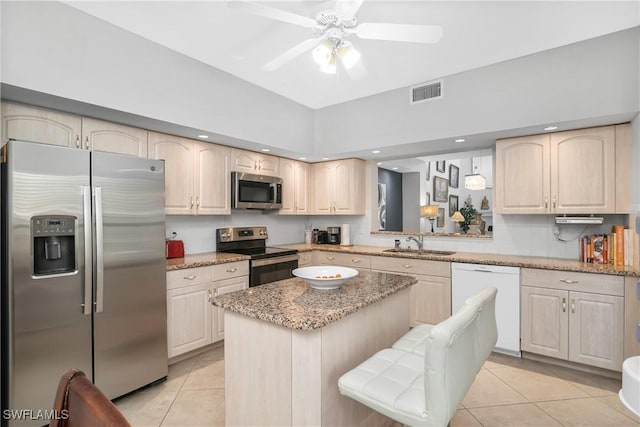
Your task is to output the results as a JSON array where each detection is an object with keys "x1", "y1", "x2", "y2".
[{"x1": 469, "y1": 213, "x2": 486, "y2": 235}]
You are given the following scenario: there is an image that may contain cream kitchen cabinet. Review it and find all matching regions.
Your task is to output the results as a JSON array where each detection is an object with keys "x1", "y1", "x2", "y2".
[
  {"x1": 167, "y1": 261, "x2": 248, "y2": 358},
  {"x1": 298, "y1": 252, "x2": 313, "y2": 266},
  {"x1": 2, "y1": 102, "x2": 148, "y2": 157},
  {"x1": 81, "y1": 117, "x2": 148, "y2": 157},
  {"x1": 231, "y1": 148, "x2": 280, "y2": 177},
  {"x1": 520, "y1": 268, "x2": 624, "y2": 371},
  {"x1": 312, "y1": 158, "x2": 365, "y2": 215},
  {"x1": 148, "y1": 132, "x2": 230, "y2": 215},
  {"x1": 166, "y1": 266, "x2": 213, "y2": 358},
  {"x1": 370, "y1": 256, "x2": 451, "y2": 326},
  {"x1": 2, "y1": 102, "x2": 81, "y2": 148},
  {"x1": 495, "y1": 124, "x2": 630, "y2": 214},
  {"x1": 280, "y1": 158, "x2": 310, "y2": 215},
  {"x1": 313, "y1": 251, "x2": 371, "y2": 272}
]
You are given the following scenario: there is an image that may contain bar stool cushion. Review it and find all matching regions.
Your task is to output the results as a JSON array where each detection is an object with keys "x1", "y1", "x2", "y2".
[{"x1": 391, "y1": 323, "x2": 434, "y2": 356}]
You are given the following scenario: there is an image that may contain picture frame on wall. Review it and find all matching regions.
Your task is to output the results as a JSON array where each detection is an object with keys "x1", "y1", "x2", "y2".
[
  {"x1": 425, "y1": 192, "x2": 430, "y2": 205},
  {"x1": 449, "y1": 164, "x2": 459, "y2": 188},
  {"x1": 436, "y1": 160, "x2": 445, "y2": 173},
  {"x1": 433, "y1": 176, "x2": 448, "y2": 202},
  {"x1": 449, "y1": 194, "x2": 459, "y2": 216},
  {"x1": 425, "y1": 161, "x2": 430, "y2": 181},
  {"x1": 437, "y1": 208, "x2": 445, "y2": 228}
]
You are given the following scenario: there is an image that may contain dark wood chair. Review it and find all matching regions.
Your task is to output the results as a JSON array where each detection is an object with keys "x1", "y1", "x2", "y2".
[{"x1": 50, "y1": 369, "x2": 131, "y2": 427}]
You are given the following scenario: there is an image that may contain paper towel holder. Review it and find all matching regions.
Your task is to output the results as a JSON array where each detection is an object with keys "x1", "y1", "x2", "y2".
[{"x1": 340, "y1": 223, "x2": 353, "y2": 246}]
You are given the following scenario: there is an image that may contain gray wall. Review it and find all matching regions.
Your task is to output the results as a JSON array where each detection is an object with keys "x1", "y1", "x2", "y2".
[
  {"x1": 0, "y1": 1, "x2": 315, "y2": 153},
  {"x1": 402, "y1": 172, "x2": 420, "y2": 232},
  {"x1": 315, "y1": 27, "x2": 639, "y2": 155}
]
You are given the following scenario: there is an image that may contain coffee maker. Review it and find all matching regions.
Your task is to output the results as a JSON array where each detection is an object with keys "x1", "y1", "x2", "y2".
[{"x1": 327, "y1": 226, "x2": 341, "y2": 245}]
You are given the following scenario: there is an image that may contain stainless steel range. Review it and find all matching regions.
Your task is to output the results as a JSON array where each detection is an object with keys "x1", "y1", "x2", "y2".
[{"x1": 216, "y1": 227, "x2": 298, "y2": 286}]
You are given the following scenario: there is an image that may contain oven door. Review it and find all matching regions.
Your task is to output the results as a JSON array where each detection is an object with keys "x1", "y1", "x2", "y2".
[{"x1": 250, "y1": 254, "x2": 298, "y2": 287}]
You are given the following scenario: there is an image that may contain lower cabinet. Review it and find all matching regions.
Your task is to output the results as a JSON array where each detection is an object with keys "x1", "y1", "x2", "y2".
[
  {"x1": 370, "y1": 256, "x2": 451, "y2": 327},
  {"x1": 167, "y1": 262, "x2": 248, "y2": 358},
  {"x1": 521, "y1": 269, "x2": 624, "y2": 371}
]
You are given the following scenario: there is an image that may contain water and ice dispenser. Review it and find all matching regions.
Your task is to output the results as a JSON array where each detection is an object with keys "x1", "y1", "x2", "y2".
[{"x1": 31, "y1": 215, "x2": 76, "y2": 276}]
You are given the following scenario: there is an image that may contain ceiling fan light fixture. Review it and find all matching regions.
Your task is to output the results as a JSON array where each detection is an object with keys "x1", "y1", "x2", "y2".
[
  {"x1": 320, "y1": 54, "x2": 337, "y2": 74},
  {"x1": 337, "y1": 41, "x2": 360, "y2": 69},
  {"x1": 312, "y1": 41, "x2": 333, "y2": 66}
]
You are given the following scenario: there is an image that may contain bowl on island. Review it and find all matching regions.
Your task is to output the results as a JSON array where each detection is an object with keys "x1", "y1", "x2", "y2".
[{"x1": 292, "y1": 266, "x2": 359, "y2": 290}]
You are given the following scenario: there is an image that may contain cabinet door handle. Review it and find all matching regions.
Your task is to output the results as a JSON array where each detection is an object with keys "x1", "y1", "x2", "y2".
[
  {"x1": 351, "y1": 259, "x2": 361, "y2": 263},
  {"x1": 562, "y1": 297, "x2": 566, "y2": 312},
  {"x1": 208, "y1": 289, "x2": 212, "y2": 302},
  {"x1": 76, "y1": 135, "x2": 81, "y2": 149},
  {"x1": 402, "y1": 264, "x2": 413, "y2": 269},
  {"x1": 190, "y1": 196, "x2": 194, "y2": 209},
  {"x1": 196, "y1": 196, "x2": 200, "y2": 208},
  {"x1": 226, "y1": 268, "x2": 237, "y2": 273},
  {"x1": 553, "y1": 196, "x2": 557, "y2": 209},
  {"x1": 560, "y1": 279, "x2": 579, "y2": 284},
  {"x1": 327, "y1": 256, "x2": 335, "y2": 261},
  {"x1": 184, "y1": 275, "x2": 196, "y2": 280},
  {"x1": 85, "y1": 136, "x2": 90, "y2": 150},
  {"x1": 571, "y1": 299, "x2": 575, "y2": 314},
  {"x1": 544, "y1": 195, "x2": 548, "y2": 209}
]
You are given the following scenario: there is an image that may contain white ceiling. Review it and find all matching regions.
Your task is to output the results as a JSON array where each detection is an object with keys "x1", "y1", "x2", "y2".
[{"x1": 64, "y1": 1, "x2": 639, "y2": 110}]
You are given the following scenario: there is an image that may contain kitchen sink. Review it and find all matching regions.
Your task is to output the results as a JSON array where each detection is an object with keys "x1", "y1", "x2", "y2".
[{"x1": 383, "y1": 248, "x2": 456, "y2": 256}]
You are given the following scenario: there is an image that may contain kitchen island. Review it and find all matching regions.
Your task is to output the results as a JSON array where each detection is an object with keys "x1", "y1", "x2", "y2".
[{"x1": 212, "y1": 270, "x2": 416, "y2": 426}]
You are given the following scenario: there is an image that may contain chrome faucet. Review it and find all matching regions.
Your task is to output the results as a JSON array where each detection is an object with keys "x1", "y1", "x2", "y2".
[{"x1": 406, "y1": 235, "x2": 424, "y2": 251}]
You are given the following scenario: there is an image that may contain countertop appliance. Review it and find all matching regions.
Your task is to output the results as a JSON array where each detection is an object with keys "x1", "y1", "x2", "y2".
[
  {"x1": 1, "y1": 141, "x2": 168, "y2": 425},
  {"x1": 451, "y1": 262, "x2": 521, "y2": 356},
  {"x1": 231, "y1": 172, "x2": 282, "y2": 210},
  {"x1": 317, "y1": 230, "x2": 329, "y2": 244},
  {"x1": 216, "y1": 226, "x2": 298, "y2": 287},
  {"x1": 327, "y1": 226, "x2": 341, "y2": 245}
]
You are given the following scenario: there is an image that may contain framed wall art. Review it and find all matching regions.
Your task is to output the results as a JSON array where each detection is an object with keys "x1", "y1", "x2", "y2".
[
  {"x1": 433, "y1": 176, "x2": 448, "y2": 202},
  {"x1": 436, "y1": 160, "x2": 445, "y2": 173},
  {"x1": 449, "y1": 164, "x2": 459, "y2": 188},
  {"x1": 437, "y1": 208, "x2": 445, "y2": 228},
  {"x1": 425, "y1": 161, "x2": 430, "y2": 181},
  {"x1": 449, "y1": 194, "x2": 459, "y2": 216}
]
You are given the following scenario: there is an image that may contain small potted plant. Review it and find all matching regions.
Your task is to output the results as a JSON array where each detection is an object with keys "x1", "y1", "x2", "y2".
[{"x1": 459, "y1": 196, "x2": 477, "y2": 234}]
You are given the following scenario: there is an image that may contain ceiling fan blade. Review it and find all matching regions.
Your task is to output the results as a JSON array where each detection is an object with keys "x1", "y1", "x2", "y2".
[
  {"x1": 355, "y1": 23, "x2": 443, "y2": 44},
  {"x1": 228, "y1": 1, "x2": 318, "y2": 29},
  {"x1": 335, "y1": 0, "x2": 365, "y2": 18},
  {"x1": 263, "y1": 36, "x2": 326, "y2": 71}
]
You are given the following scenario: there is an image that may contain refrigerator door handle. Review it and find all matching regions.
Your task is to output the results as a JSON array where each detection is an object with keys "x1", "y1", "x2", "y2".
[
  {"x1": 95, "y1": 186, "x2": 105, "y2": 313},
  {"x1": 82, "y1": 186, "x2": 93, "y2": 315}
]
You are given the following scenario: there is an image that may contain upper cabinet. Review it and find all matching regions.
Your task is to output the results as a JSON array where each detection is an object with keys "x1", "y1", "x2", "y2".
[
  {"x1": 148, "y1": 132, "x2": 230, "y2": 215},
  {"x1": 2, "y1": 102, "x2": 148, "y2": 157},
  {"x1": 82, "y1": 118, "x2": 148, "y2": 157},
  {"x1": 231, "y1": 148, "x2": 280, "y2": 177},
  {"x1": 2, "y1": 102, "x2": 81, "y2": 148},
  {"x1": 495, "y1": 124, "x2": 630, "y2": 214},
  {"x1": 312, "y1": 158, "x2": 365, "y2": 215},
  {"x1": 280, "y1": 158, "x2": 310, "y2": 215}
]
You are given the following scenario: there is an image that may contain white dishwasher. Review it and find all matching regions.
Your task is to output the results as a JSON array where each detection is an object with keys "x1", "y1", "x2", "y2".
[{"x1": 451, "y1": 262, "x2": 521, "y2": 357}]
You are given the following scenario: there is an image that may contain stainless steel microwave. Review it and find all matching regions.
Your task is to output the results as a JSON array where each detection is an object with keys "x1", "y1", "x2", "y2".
[{"x1": 231, "y1": 172, "x2": 283, "y2": 209}]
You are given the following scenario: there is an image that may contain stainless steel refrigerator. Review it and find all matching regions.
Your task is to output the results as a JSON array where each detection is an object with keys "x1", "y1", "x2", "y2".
[{"x1": 1, "y1": 140, "x2": 168, "y2": 426}]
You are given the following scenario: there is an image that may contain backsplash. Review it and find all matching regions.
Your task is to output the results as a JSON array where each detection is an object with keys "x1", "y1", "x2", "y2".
[{"x1": 167, "y1": 210, "x2": 630, "y2": 260}]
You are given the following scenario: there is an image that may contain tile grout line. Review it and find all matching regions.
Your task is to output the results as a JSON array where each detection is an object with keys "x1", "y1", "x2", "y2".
[{"x1": 158, "y1": 359, "x2": 197, "y2": 427}]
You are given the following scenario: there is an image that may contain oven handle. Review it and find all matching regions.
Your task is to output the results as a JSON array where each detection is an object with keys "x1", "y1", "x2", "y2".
[{"x1": 251, "y1": 254, "x2": 299, "y2": 267}]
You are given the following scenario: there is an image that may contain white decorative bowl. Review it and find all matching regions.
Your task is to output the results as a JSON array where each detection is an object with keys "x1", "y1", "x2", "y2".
[{"x1": 292, "y1": 266, "x2": 359, "y2": 290}]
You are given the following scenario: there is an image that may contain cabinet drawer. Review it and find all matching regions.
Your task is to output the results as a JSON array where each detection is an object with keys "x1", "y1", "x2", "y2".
[
  {"x1": 521, "y1": 268, "x2": 623, "y2": 296},
  {"x1": 314, "y1": 251, "x2": 343, "y2": 265},
  {"x1": 167, "y1": 266, "x2": 212, "y2": 290},
  {"x1": 342, "y1": 254, "x2": 371, "y2": 269},
  {"x1": 298, "y1": 252, "x2": 313, "y2": 266},
  {"x1": 212, "y1": 261, "x2": 249, "y2": 280},
  {"x1": 371, "y1": 256, "x2": 450, "y2": 277}
]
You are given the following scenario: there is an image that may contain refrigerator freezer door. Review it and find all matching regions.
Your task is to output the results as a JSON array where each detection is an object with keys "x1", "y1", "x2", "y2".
[
  {"x1": 4, "y1": 141, "x2": 92, "y2": 424},
  {"x1": 91, "y1": 152, "x2": 168, "y2": 399}
]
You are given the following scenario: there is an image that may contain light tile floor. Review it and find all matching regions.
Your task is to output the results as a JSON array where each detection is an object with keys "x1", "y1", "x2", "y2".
[{"x1": 115, "y1": 346, "x2": 640, "y2": 427}]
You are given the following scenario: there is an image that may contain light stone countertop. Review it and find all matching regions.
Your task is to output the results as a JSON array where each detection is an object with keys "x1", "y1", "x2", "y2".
[
  {"x1": 275, "y1": 243, "x2": 640, "y2": 277},
  {"x1": 166, "y1": 251, "x2": 250, "y2": 271},
  {"x1": 211, "y1": 270, "x2": 416, "y2": 330}
]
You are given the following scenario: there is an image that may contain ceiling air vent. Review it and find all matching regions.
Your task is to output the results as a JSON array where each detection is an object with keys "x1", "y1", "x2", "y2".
[{"x1": 410, "y1": 80, "x2": 442, "y2": 104}]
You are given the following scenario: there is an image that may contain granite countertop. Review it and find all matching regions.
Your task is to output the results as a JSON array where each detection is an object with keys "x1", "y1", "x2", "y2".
[
  {"x1": 274, "y1": 243, "x2": 640, "y2": 277},
  {"x1": 211, "y1": 270, "x2": 416, "y2": 330},
  {"x1": 166, "y1": 251, "x2": 250, "y2": 271}
]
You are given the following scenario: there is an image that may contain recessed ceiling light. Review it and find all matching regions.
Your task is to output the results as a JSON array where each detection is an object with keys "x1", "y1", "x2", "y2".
[
  {"x1": 261, "y1": 148, "x2": 270, "y2": 152},
  {"x1": 455, "y1": 138, "x2": 466, "y2": 143},
  {"x1": 299, "y1": 157, "x2": 307, "y2": 160},
  {"x1": 372, "y1": 150, "x2": 381, "y2": 154},
  {"x1": 544, "y1": 126, "x2": 558, "y2": 131},
  {"x1": 197, "y1": 134, "x2": 209, "y2": 139},
  {"x1": 377, "y1": 162, "x2": 382, "y2": 166},
  {"x1": 392, "y1": 167, "x2": 399, "y2": 170},
  {"x1": 322, "y1": 157, "x2": 329, "y2": 161}
]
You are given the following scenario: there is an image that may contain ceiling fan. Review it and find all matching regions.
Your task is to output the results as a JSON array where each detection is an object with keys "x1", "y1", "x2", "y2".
[{"x1": 228, "y1": 0, "x2": 443, "y2": 78}]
